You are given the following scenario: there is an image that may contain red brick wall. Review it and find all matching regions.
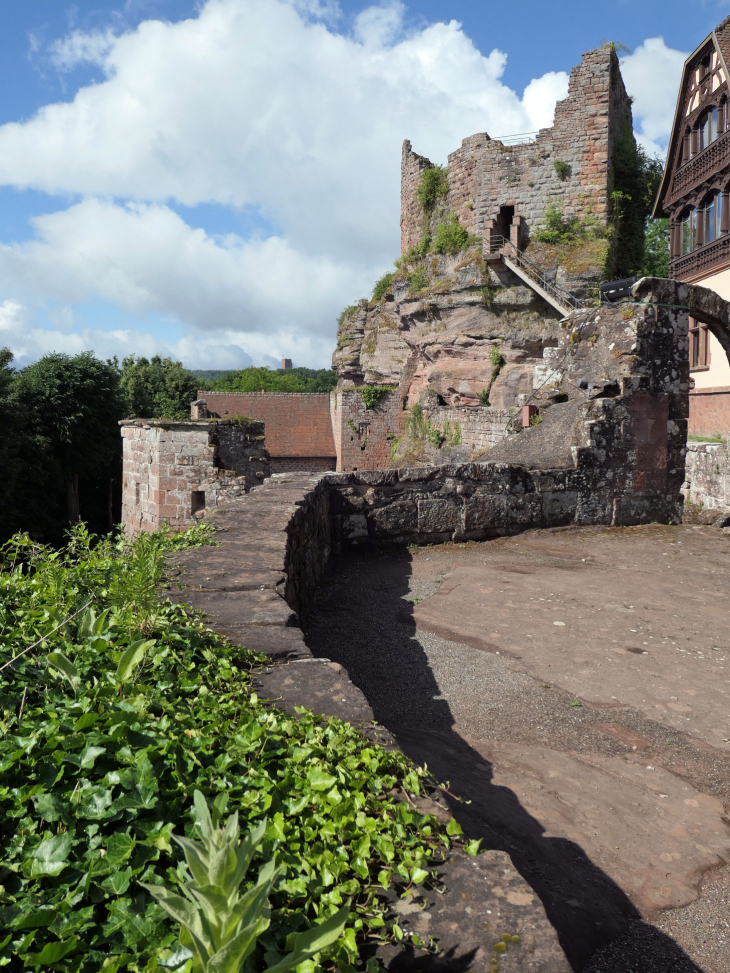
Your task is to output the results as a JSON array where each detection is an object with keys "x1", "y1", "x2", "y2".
[
  {"x1": 197, "y1": 392, "x2": 336, "y2": 459},
  {"x1": 688, "y1": 387, "x2": 730, "y2": 437},
  {"x1": 270, "y1": 457, "x2": 336, "y2": 473},
  {"x1": 332, "y1": 389, "x2": 406, "y2": 471}
]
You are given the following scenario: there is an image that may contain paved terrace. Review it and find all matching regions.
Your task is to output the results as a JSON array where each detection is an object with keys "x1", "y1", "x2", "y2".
[{"x1": 168, "y1": 473, "x2": 730, "y2": 973}]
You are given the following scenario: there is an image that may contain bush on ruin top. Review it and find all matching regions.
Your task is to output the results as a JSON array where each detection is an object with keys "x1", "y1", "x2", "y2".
[
  {"x1": 415, "y1": 165, "x2": 449, "y2": 213},
  {"x1": 372, "y1": 271, "x2": 396, "y2": 302}
]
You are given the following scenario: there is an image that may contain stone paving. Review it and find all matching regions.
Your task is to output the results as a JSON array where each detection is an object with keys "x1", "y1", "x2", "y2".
[{"x1": 304, "y1": 525, "x2": 730, "y2": 972}]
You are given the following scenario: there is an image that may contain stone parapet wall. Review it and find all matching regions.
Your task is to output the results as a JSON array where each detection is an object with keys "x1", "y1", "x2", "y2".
[
  {"x1": 683, "y1": 438, "x2": 730, "y2": 514},
  {"x1": 121, "y1": 419, "x2": 269, "y2": 535}
]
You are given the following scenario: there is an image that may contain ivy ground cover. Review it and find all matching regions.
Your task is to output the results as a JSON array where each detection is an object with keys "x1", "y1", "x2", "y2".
[{"x1": 0, "y1": 526, "x2": 456, "y2": 972}]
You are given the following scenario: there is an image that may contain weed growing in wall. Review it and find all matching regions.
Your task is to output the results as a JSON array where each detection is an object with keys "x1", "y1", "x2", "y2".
[
  {"x1": 415, "y1": 166, "x2": 449, "y2": 214},
  {"x1": 337, "y1": 305, "x2": 360, "y2": 330},
  {"x1": 360, "y1": 384, "x2": 396, "y2": 409},
  {"x1": 432, "y1": 213, "x2": 469, "y2": 256},
  {"x1": 553, "y1": 159, "x2": 571, "y2": 181},
  {"x1": 477, "y1": 388, "x2": 490, "y2": 407},
  {"x1": 0, "y1": 524, "x2": 463, "y2": 971}
]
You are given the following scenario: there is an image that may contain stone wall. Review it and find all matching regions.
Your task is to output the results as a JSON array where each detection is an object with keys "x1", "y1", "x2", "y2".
[
  {"x1": 425, "y1": 405, "x2": 513, "y2": 454},
  {"x1": 120, "y1": 419, "x2": 269, "y2": 535},
  {"x1": 401, "y1": 46, "x2": 632, "y2": 254},
  {"x1": 331, "y1": 387, "x2": 409, "y2": 472},
  {"x1": 683, "y1": 437, "x2": 730, "y2": 516}
]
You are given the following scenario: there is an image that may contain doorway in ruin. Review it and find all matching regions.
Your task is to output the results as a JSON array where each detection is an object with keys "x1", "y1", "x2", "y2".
[{"x1": 496, "y1": 204, "x2": 515, "y2": 243}]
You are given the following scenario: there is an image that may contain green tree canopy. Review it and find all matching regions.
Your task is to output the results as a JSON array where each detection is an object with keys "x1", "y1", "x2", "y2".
[
  {"x1": 0, "y1": 349, "x2": 26, "y2": 538},
  {"x1": 14, "y1": 352, "x2": 127, "y2": 524},
  {"x1": 207, "y1": 366, "x2": 338, "y2": 394},
  {"x1": 120, "y1": 355, "x2": 199, "y2": 419}
]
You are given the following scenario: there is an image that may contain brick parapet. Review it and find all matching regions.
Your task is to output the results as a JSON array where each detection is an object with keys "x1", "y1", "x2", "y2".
[{"x1": 196, "y1": 392, "x2": 336, "y2": 463}]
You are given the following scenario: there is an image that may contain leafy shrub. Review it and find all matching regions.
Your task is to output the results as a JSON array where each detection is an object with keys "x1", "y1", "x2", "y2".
[
  {"x1": 641, "y1": 218, "x2": 669, "y2": 278},
  {"x1": 532, "y1": 201, "x2": 582, "y2": 244},
  {"x1": 553, "y1": 159, "x2": 570, "y2": 181},
  {"x1": 142, "y1": 791, "x2": 349, "y2": 973},
  {"x1": 477, "y1": 388, "x2": 490, "y2": 407},
  {"x1": 490, "y1": 345, "x2": 505, "y2": 371},
  {"x1": 337, "y1": 306, "x2": 359, "y2": 329},
  {"x1": 407, "y1": 268, "x2": 429, "y2": 293},
  {"x1": 360, "y1": 385, "x2": 396, "y2": 409},
  {"x1": 395, "y1": 237, "x2": 431, "y2": 268},
  {"x1": 415, "y1": 166, "x2": 449, "y2": 213},
  {"x1": 0, "y1": 525, "x2": 453, "y2": 971},
  {"x1": 209, "y1": 366, "x2": 338, "y2": 395},
  {"x1": 372, "y1": 272, "x2": 396, "y2": 302},
  {"x1": 433, "y1": 214, "x2": 469, "y2": 256}
]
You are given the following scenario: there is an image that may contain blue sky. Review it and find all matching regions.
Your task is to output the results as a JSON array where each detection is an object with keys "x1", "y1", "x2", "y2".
[{"x1": 0, "y1": 0, "x2": 721, "y2": 368}]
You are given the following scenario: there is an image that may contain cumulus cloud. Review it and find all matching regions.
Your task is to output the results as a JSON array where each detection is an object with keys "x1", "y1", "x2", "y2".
[
  {"x1": 620, "y1": 37, "x2": 688, "y2": 158},
  {"x1": 0, "y1": 0, "x2": 594, "y2": 366}
]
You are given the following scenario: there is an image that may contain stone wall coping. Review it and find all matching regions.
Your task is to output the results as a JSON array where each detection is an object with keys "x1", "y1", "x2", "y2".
[{"x1": 119, "y1": 418, "x2": 263, "y2": 430}]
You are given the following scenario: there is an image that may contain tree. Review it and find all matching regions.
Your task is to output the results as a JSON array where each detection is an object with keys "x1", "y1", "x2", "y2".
[
  {"x1": 14, "y1": 352, "x2": 127, "y2": 526},
  {"x1": 641, "y1": 218, "x2": 670, "y2": 278},
  {"x1": 208, "y1": 366, "x2": 338, "y2": 393},
  {"x1": 0, "y1": 349, "x2": 26, "y2": 539},
  {"x1": 121, "y1": 355, "x2": 199, "y2": 419}
]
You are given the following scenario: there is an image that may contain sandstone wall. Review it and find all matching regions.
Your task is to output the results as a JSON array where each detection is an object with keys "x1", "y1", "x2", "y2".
[
  {"x1": 688, "y1": 387, "x2": 730, "y2": 438},
  {"x1": 426, "y1": 406, "x2": 513, "y2": 454},
  {"x1": 401, "y1": 46, "x2": 632, "y2": 253},
  {"x1": 121, "y1": 419, "x2": 269, "y2": 535},
  {"x1": 331, "y1": 388, "x2": 406, "y2": 472},
  {"x1": 683, "y1": 437, "x2": 730, "y2": 515}
]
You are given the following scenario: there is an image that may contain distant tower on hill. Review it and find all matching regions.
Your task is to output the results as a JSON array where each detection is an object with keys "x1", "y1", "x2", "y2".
[{"x1": 281, "y1": 358, "x2": 293, "y2": 370}]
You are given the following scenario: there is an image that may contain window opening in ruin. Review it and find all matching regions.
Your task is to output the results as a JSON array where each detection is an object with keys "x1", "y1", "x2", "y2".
[
  {"x1": 135, "y1": 482, "x2": 140, "y2": 505},
  {"x1": 191, "y1": 490, "x2": 206, "y2": 514},
  {"x1": 689, "y1": 317, "x2": 711, "y2": 370},
  {"x1": 497, "y1": 205, "x2": 515, "y2": 240}
]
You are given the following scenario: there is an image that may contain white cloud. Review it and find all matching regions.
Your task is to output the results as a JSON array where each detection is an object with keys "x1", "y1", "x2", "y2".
[
  {"x1": 522, "y1": 72, "x2": 569, "y2": 132},
  {"x1": 0, "y1": 0, "x2": 585, "y2": 365},
  {"x1": 621, "y1": 38, "x2": 688, "y2": 158}
]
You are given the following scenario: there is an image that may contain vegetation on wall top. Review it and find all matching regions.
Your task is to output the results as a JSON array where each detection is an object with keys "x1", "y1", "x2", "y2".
[{"x1": 415, "y1": 165, "x2": 449, "y2": 214}]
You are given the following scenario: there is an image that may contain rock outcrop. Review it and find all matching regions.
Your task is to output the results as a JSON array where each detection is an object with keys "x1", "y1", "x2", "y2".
[{"x1": 333, "y1": 245, "x2": 563, "y2": 409}]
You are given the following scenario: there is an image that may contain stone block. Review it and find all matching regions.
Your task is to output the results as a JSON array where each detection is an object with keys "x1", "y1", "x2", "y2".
[
  {"x1": 369, "y1": 501, "x2": 418, "y2": 536},
  {"x1": 418, "y1": 498, "x2": 462, "y2": 533}
]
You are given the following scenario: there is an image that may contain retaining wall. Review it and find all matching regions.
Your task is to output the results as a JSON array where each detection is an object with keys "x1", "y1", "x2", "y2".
[{"x1": 683, "y1": 437, "x2": 730, "y2": 515}]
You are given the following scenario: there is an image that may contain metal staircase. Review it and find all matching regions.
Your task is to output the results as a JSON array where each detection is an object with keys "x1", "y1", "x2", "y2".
[{"x1": 489, "y1": 236, "x2": 589, "y2": 316}]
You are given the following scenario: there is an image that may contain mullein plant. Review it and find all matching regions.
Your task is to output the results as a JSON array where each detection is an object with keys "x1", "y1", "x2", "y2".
[{"x1": 141, "y1": 791, "x2": 350, "y2": 973}]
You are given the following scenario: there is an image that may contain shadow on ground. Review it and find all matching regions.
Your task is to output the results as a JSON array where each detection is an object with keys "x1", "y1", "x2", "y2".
[{"x1": 303, "y1": 548, "x2": 706, "y2": 973}]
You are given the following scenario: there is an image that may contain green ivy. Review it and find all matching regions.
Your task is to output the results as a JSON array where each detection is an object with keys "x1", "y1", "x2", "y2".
[{"x1": 0, "y1": 526, "x2": 452, "y2": 972}]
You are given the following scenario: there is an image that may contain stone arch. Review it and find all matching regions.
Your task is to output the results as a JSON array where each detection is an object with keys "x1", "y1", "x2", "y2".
[{"x1": 633, "y1": 278, "x2": 730, "y2": 366}]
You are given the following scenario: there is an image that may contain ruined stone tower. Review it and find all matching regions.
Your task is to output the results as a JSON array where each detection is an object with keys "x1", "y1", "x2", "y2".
[{"x1": 400, "y1": 45, "x2": 633, "y2": 254}]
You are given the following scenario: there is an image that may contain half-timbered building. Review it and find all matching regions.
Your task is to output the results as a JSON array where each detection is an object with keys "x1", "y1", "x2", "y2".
[{"x1": 655, "y1": 16, "x2": 730, "y2": 436}]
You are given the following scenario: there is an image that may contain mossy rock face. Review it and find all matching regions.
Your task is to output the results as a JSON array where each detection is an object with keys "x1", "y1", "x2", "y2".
[{"x1": 526, "y1": 238, "x2": 609, "y2": 280}]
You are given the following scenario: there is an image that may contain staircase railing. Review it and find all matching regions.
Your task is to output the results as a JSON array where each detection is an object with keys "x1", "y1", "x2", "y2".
[{"x1": 489, "y1": 235, "x2": 589, "y2": 312}]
